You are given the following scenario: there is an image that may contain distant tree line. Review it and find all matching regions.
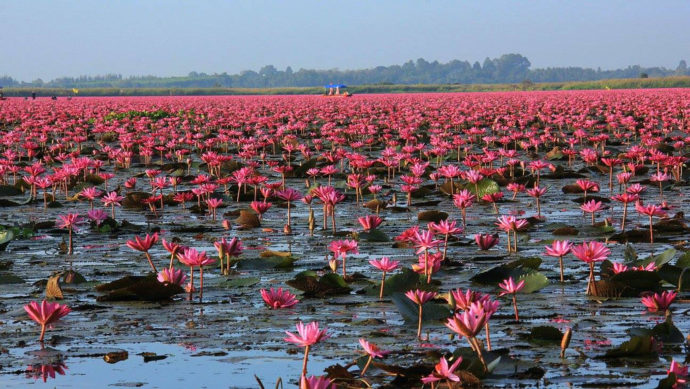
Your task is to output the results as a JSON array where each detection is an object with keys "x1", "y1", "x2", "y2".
[{"x1": 1, "y1": 54, "x2": 688, "y2": 89}]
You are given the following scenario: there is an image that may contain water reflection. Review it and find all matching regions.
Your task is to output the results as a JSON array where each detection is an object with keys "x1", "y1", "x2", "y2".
[{"x1": 26, "y1": 361, "x2": 68, "y2": 383}]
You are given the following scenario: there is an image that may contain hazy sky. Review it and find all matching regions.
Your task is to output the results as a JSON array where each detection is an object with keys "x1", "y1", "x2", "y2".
[{"x1": 2, "y1": 0, "x2": 689, "y2": 81}]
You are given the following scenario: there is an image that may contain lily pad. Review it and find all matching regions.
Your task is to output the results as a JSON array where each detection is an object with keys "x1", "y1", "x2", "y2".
[
  {"x1": 518, "y1": 272, "x2": 550, "y2": 294},
  {"x1": 602, "y1": 335, "x2": 657, "y2": 359},
  {"x1": 95, "y1": 275, "x2": 184, "y2": 302},
  {"x1": 0, "y1": 229, "x2": 15, "y2": 250},
  {"x1": 528, "y1": 325, "x2": 563, "y2": 344},
  {"x1": 0, "y1": 272, "x2": 25, "y2": 284},
  {"x1": 238, "y1": 253, "x2": 297, "y2": 270},
  {"x1": 358, "y1": 229, "x2": 390, "y2": 242},
  {"x1": 465, "y1": 178, "x2": 500, "y2": 199},
  {"x1": 471, "y1": 257, "x2": 542, "y2": 285},
  {"x1": 217, "y1": 277, "x2": 260, "y2": 288},
  {"x1": 417, "y1": 210, "x2": 448, "y2": 222},
  {"x1": 286, "y1": 271, "x2": 351, "y2": 297},
  {"x1": 390, "y1": 293, "x2": 451, "y2": 324},
  {"x1": 364, "y1": 268, "x2": 434, "y2": 297}
]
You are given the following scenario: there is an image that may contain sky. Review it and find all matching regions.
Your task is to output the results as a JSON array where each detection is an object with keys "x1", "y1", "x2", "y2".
[{"x1": 1, "y1": 0, "x2": 689, "y2": 82}]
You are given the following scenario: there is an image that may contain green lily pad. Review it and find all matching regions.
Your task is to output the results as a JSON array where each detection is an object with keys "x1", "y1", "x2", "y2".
[
  {"x1": 359, "y1": 229, "x2": 390, "y2": 242},
  {"x1": 390, "y1": 293, "x2": 451, "y2": 325},
  {"x1": 471, "y1": 257, "x2": 542, "y2": 285},
  {"x1": 0, "y1": 229, "x2": 15, "y2": 250},
  {"x1": 518, "y1": 272, "x2": 550, "y2": 293},
  {"x1": 528, "y1": 325, "x2": 563, "y2": 344},
  {"x1": 0, "y1": 185, "x2": 23, "y2": 196},
  {"x1": 0, "y1": 273, "x2": 25, "y2": 284},
  {"x1": 286, "y1": 271, "x2": 351, "y2": 297},
  {"x1": 217, "y1": 277, "x2": 260, "y2": 288},
  {"x1": 364, "y1": 268, "x2": 434, "y2": 297},
  {"x1": 237, "y1": 254, "x2": 297, "y2": 270},
  {"x1": 602, "y1": 335, "x2": 657, "y2": 359},
  {"x1": 675, "y1": 251, "x2": 690, "y2": 269},
  {"x1": 464, "y1": 178, "x2": 500, "y2": 199}
]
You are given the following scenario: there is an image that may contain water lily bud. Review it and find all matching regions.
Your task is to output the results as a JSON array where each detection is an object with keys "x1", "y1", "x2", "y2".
[
  {"x1": 283, "y1": 223, "x2": 292, "y2": 235},
  {"x1": 560, "y1": 327, "x2": 572, "y2": 358},
  {"x1": 328, "y1": 258, "x2": 338, "y2": 273}
]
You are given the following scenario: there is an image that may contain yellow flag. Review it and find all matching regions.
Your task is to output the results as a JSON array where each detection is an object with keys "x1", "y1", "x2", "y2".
[{"x1": 72, "y1": 88, "x2": 79, "y2": 94}]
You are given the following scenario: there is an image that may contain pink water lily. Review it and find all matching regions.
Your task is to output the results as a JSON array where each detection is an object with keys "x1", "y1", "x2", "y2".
[
  {"x1": 24, "y1": 300, "x2": 71, "y2": 342},
  {"x1": 544, "y1": 240, "x2": 572, "y2": 282},
  {"x1": 369, "y1": 256, "x2": 400, "y2": 299},
  {"x1": 284, "y1": 321, "x2": 328, "y2": 379},
  {"x1": 499, "y1": 277, "x2": 525, "y2": 321},
  {"x1": 261, "y1": 287, "x2": 299, "y2": 309}
]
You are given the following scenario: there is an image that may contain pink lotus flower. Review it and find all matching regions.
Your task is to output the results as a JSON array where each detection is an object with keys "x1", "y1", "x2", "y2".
[
  {"x1": 405, "y1": 289, "x2": 437, "y2": 339},
  {"x1": 475, "y1": 233, "x2": 499, "y2": 250},
  {"x1": 496, "y1": 215, "x2": 528, "y2": 253},
  {"x1": 369, "y1": 256, "x2": 400, "y2": 299},
  {"x1": 428, "y1": 219, "x2": 463, "y2": 260},
  {"x1": 544, "y1": 240, "x2": 572, "y2": 282},
  {"x1": 358, "y1": 214, "x2": 383, "y2": 231},
  {"x1": 580, "y1": 199, "x2": 604, "y2": 226},
  {"x1": 450, "y1": 288, "x2": 490, "y2": 311},
  {"x1": 214, "y1": 237, "x2": 243, "y2": 274},
  {"x1": 126, "y1": 233, "x2": 159, "y2": 273},
  {"x1": 421, "y1": 356, "x2": 463, "y2": 385},
  {"x1": 276, "y1": 187, "x2": 302, "y2": 228},
  {"x1": 329, "y1": 239, "x2": 358, "y2": 277},
  {"x1": 177, "y1": 247, "x2": 215, "y2": 301},
  {"x1": 157, "y1": 267, "x2": 187, "y2": 286},
  {"x1": 57, "y1": 213, "x2": 82, "y2": 255},
  {"x1": 453, "y1": 189, "x2": 476, "y2": 229},
  {"x1": 250, "y1": 201, "x2": 272, "y2": 220},
  {"x1": 261, "y1": 287, "x2": 299, "y2": 309},
  {"x1": 358, "y1": 338, "x2": 389, "y2": 376},
  {"x1": 299, "y1": 376, "x2": 335, "y2": 389},
  {"x1": 572, "y1": 241, "x2": 610, "y2": 295},
  {"x1": 526, "y1": 186, "x2": 547, "y2": 218},
  {"x1": 635, "y1": 202, "x2": 667, "y2": 243},
  {"x1": 101, "y1": 191, "x2": 124, "y2": 219},
  {"x1": 499, "y1": 276, "x2": 525, "y2": 321},
  {"x1": 205, "y1": 198, "x2": 223, "y2": 221},
  {"x1": 24, "y1": 300, "x2": 71, "y2": 342},
  {"x1": 667, "y1": 360, "x2": 688, "y2": 386},
  {"x1": 445, "y1": 302, "x2": 489, "y2": 371},
  {"x1": 87, "y1": 209, "x2": 108, "y2": 226},
  {"x1": 611, "y1": 193, "x2": 639, "y2": 231},
  {"x1": 285, "y1": 321, "x2": 329, "y2": 378},
  {"x1": 641, "y1": 290, "x2": 677, "y2": 313}
]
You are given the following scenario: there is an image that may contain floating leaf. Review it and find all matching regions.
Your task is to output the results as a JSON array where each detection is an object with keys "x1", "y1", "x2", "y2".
[
  {"x1": 286, "y1": 271, "x2": 350, "y2": 297},
  {"x1": 0, "y1": 272, "x2": 24, "y2": 284},
  {"x1": 676, "y1": 251, "x2": 690, "y2": 269},
  {"x1": 0, "y1": 185, "x2": 22, "y2": 196},
  {"x1": 529, "y1": 325, "x2": 563, "y2": 345},
  {"x1": 465, "y1": 178, "x2": 500, "y2": 199},
  {"x1": 602, "y1": 335, "x2": 656, "y2": 359},
  {"x1": 359, "y1": 229, "x2": 390, "y2": 242},
  {"x1": 96, "y1": 275, "x2": 183, "y2": 302},
  {"x1": 471, "y1": 257, "x2": 542, "y2": 285},
  {"x1": 390, "y1": 293, "x2": 451, "y2": 325},
  {"x1": 217, "y1": 277, "x2": 260, "y2": 288},
  {"x1": 364, "y1": 268, "x2": 434, "y2": 297},
  {"x1": 417, "y1": 210, "x2": 448, "y2": 222},
  {"x1": 518, "y1": 272, "x2": 549, "y2": 293},
  {"x1": 0, "y1": 229, "x2": 15, "y2": 250},
  {"x1": 623, "y1": 244, "x2": 638, "y2": 263},
  {"x1": 657, "y1": 264, "x2": 690, "y2": 290},
  {"x1": 238, "y1": 254, "x2": 297, "y2": 270}
]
